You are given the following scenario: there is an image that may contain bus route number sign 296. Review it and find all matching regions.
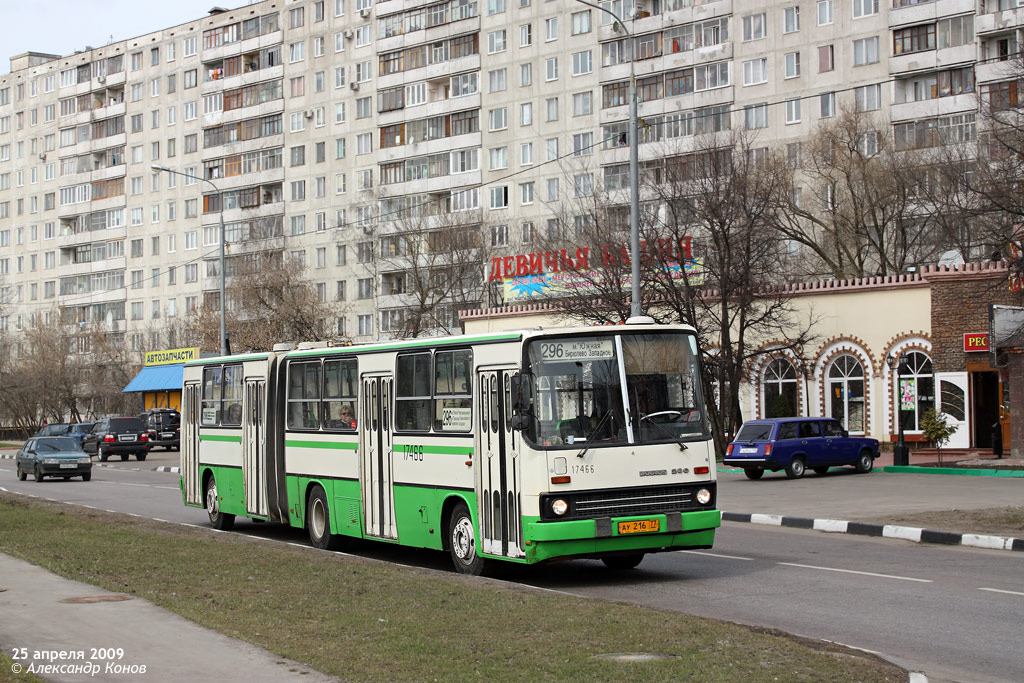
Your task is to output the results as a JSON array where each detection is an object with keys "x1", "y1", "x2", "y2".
[{"x1": 539, "y1": 339, "x2": 614, "y2": 362}]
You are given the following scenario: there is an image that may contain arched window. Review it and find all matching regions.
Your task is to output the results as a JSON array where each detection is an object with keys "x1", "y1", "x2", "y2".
[
  {"x1": 894, "y1": 351, "x2": 934, "y2": 432},
  {"x1": 827, "y1": 354, "x2": 865, "y2": 433},
  {"x1": 762, "y1": 358, "x2": 798, "y2": 418}
]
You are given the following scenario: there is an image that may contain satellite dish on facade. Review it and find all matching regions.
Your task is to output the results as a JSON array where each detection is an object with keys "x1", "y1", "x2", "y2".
[{"x1": 938, "y1": 250, "x2": 965, "y2": 267}]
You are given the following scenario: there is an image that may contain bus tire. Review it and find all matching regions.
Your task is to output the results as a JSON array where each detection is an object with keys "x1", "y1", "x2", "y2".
[
  {"x1": 205, "y1": 475, "x2": 235, "y2": 530},
  {"x1": 601, "y1": 553, "x2": 645, "y2": 570},
  {"x1": 307, "y1": 486, "x2": 343, "y2": 551},
  {"x1": 447, "y1": 502, "x2": 486, "y2": 576}
]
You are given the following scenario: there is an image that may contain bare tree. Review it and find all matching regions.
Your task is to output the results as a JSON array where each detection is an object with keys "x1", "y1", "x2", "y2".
[
  {"x1": 375, "y1": 194, "x2": 488, "y2": 338},
  {"x1": 771, "y1": 108, "x2": 940, "y2": 279}
]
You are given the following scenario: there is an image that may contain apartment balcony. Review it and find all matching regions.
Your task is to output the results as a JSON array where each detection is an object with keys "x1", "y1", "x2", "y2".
[
  {"x1": 891, "y1": 0, "x2": 976, "y2": 27},
  {"x1": 58, "y1": 223, "x2": 127, "y2": 250},
  {"x1": 935, "y1": 43, "x2": 977, "y2": 68},
  {"x1": 201, "y1": 63, "x2": 283, "y2": 95},
  {"x1": 89, "y1": 163, "x2": 126, "y2": 182},
  {"x1": 977, "y1": 58, "x2": 1020, "y2": 84},
  {"x1": 377, "y1": 92, "x2": 481, "y2": 127},
  {"x1": 218, "y1": 96, "x2": 284, "y2": 125},
  {"x1": 92, "y1": 101, "x2": 126, "y2": 119},
  {"x1": 376, "y1": 14, "x2": 481, "y2": 54},
  {"x1": 219, "y1": 202, "x2": 285, "y2": 221},
  {"x1": 68, "y1": 288, "x2": 127, "y2": 306},
  {"x1": 889, "y1": 93, "x2": 977, "y2": 123},
  {"x1": 890, "y1": 50, "x2": 937, "y2": 76},
  {"x1": 94, "y1": 69, "x2": 126, "y2": 88},
  {"x1": 202, "y1": 30, "x2": 284, "y2": 63},
  {"x1": 216, "y1": 133, "x2": 285, "y2": 157},
  {"x1": 975, "y1": 7, "x2": 1024, "y2": 35},
  {"x1": 204, "y1": 167, "x2": 285, "y2": 191},
  {"x1": 377, "y1": 54, "x2": 480, "y2": 91},
  {"x1": 58, "y1": 256, "x2": 127, "y2": 278},
  {"x1": 90, "y1": 132, "x2": 126, "y2": 152}
]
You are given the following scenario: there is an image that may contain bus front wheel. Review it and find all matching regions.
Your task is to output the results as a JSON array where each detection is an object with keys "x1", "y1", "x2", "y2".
[
  {"x1": 205, "y1": 475, "x2": 235, "y2": 530},
  {"x1": 307, "y1": 486, "x2": 343, "y2": 551},
  {"x1": 447, "y1": 503, "x2": 486, "y2": 576},
  {"x1": 601, "y1": 553, "x2": 645, "y2": 570}
]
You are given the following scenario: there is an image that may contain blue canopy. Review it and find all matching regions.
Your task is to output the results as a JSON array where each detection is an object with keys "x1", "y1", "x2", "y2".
[{"x1": 122, "y1": 364, "x2": 184, "y2": 393}]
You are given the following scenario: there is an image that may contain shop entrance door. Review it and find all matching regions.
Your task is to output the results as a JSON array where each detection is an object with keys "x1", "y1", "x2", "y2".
[{"x1": 971, "y1": 371, "x2": 1000, "y2": 449}]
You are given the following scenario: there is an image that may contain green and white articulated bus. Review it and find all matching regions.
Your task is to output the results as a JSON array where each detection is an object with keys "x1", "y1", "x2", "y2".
[{"x1": 180, "y1": 322, "x2": 720, "y2": 574}]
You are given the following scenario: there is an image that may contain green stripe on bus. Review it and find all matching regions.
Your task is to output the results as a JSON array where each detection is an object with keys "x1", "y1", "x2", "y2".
[
  {"x1": 200, "y1": 434, "x2": 243, "y2": 443},
  {"x1": 285, "y1": 440, "x2": 358, "y2": 451},
  {"x1": 185, "y1": 353, "x2": 272, "y2": 366},
  {"x1": 394, "y1": 444, "x2": 474, "y2": 456}
]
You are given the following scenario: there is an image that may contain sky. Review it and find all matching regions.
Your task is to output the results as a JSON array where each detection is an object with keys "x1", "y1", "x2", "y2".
[{"x1": 0, "y1": 0, "x2": 247, "y2": 74}]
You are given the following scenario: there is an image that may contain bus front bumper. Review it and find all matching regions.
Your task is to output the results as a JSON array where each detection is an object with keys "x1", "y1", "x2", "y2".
[{"x1": 522, "y1": 509, "x2": 721, "y2": 563}]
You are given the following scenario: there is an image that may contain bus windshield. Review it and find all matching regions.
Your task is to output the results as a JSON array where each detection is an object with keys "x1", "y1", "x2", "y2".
[{"x1": 522, "y1": 331, "x2": 710, "y2": 449}]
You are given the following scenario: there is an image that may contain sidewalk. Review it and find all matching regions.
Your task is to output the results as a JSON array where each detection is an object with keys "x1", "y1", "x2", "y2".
[{"x1": 0, "y1": 552, "x2": 336, "y2": 683}]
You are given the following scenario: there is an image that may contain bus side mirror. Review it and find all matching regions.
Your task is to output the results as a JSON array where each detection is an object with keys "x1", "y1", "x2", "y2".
[
  {"x1": 511, "y1": 415, "x2": 528, "y2": 431},
  {"x1": 510, "y1": 373, "x2": 526, "y2": 413}
]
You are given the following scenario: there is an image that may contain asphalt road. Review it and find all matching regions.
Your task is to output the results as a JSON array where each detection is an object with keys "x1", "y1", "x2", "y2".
[{"x1": 1, "y1": 452, "x2": 1021, "y2": 683}]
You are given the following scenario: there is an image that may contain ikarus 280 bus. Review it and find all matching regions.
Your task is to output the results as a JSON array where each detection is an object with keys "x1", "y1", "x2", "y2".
[{"x1": 180, "y1": 322, "x2": 719, "y2": 573}]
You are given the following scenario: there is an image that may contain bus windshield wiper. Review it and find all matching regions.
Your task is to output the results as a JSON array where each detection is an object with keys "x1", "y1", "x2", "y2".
[
  {"x1": 639, "y1": 412, "x2": 689, "y2": 452},
  {"x1": 576, "y1": 411, "x2": 614, "y2": 458}
]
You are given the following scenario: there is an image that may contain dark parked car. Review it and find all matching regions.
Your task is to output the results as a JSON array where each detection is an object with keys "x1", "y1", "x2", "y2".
[
  {"x1": 36, "y1": 423, "x2": 70, "y2": 437},
  {"x1": 82, "y1": 416, "x2": 150, "y2": 462},
  {"x1": 142, "y1": 409, "x2": 180, "y2": 451},
  {"x1": 66, "y1": 422, "x2": 96, "y2": 447},
  {"x1": 16, "y1": 436, "x2": 92, "y2": 482},
  {"x1": 724, "y1": 417, "x2": 879, "y2": 480}
]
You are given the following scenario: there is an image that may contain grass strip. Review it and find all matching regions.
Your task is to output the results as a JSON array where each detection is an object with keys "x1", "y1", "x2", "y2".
[{"x1": 0, "y1": 494, "x2": 903, "y2": 682}]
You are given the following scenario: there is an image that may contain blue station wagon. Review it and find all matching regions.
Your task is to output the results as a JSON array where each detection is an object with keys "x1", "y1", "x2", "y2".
[{"x1": 724, "y1": 417, "x2": 880, "y2": 480}]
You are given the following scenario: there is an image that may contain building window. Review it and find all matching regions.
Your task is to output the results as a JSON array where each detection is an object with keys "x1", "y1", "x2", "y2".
[
  {"x1": 827, "y1": 354, "x2": 865, "y2": 433},
  {"x1": 817, "y1": 0, "x2": 833, "y2": 26},
  {"x1": 762, "y1": 358, "x2": 799, "y2": 418},
  {"x1": 743, "y1": 13, "x2": 766, "y2": 41},
  {"x1": 853, "y1": 37, "x2": 880, "y2": 66},
  {"x1": 894, "y1": 351, "x2": 934, "y2": 433},
  {"x1": 783, "y1": 6, "x2": 800, "y2": 33},
  {"x1": 852, "y1": 0, "x2": 879, "y2": 19}
]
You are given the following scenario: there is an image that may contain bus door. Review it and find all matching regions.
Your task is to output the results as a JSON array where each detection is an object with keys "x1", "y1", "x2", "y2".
[
  {"x1": 361, "y1": 374, "x2": 397, "y2": 540},
  {"x1": 242, "y1": 378, "x2": 268, "y2": 518},
  {"x1": 476, "y1": 368, "x2": 524, "y2": 559},
  {"x1": 181, "y1": 381, "x2": 202, "y2": 506}
]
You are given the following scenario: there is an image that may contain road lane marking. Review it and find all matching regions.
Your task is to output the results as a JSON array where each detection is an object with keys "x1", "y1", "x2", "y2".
[
  {"x1": 683, "y1": 550, "x2": 755, "y2": 561},
  {"x1": 978, "y1": 587, "x2": 1024, "y2": 597},
  {"x1": 778, "y1": 562, "x2": 932, "y2": 583}
]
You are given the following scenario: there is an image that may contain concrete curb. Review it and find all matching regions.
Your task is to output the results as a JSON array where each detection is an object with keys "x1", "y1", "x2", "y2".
[
  {"x1": 2, "y1": 452, "x2": 179, "y2": 474},
  {"x1": 883, "y1": 465, "x2": 1024, "y2": 477},
  {"x1": 721, "y1": 511, "x2": 1024, "y2": 552}
]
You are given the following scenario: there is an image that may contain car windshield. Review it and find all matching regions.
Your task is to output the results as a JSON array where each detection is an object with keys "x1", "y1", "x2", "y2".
[
  {"x1": 34, "y1": 437, "x2": 82, "y2": 452},
  {"x1": 71, "y1": 424, "x2": 93, "y2": 434},
  {"x1": 522, "y1": 331, "x2": 710, "y2": 448},
  {"x1": 736, "y1": 423, "x2": 774, "y2": 441}
]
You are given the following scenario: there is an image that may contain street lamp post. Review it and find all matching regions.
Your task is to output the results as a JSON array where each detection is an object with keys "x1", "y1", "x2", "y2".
[
  {"x1": 152, "y1": 164, "x2": 229, "y2": 356},
  {"x1": 887, "y1": 353, "x2": 910, "y2": 466},
  {"x1": 574, "y1": 0, "x2": 643, "y2": 319}
]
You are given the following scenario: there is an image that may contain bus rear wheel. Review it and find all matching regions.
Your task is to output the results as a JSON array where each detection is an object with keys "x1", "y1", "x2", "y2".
[
  {"x1": 307, "y1": 486, "x2": 343, "y2": 551},
  {"x1": 205, "y1": 475, "x2": 235, "y2": 530},
  {"x1": 448, "y1": 503, "x2": 486, "y2": 576}
]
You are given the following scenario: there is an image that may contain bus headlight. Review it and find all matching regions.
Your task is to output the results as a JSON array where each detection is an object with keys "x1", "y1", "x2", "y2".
[
  {"x1": 551, "y1": 499, "x2": 568, "y2": 516},
  {"x1": 696, "y1": 488, "x2": 712, "y2": 505}
]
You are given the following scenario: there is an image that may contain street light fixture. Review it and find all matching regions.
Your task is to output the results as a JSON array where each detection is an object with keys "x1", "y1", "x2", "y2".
[
  {"x1": 152, "y1": 163, "x2": 229, "y2": 357},
  {"x1": 886, "y1": 353, "x2": 911, "y2": 466},
  {"x1": 573, "y1": 0, "x2": 644, "y2": 320}
]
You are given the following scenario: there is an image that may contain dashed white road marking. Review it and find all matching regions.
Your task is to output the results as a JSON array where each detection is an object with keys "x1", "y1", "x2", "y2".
[
  {"x1": 978, "y1": 587, "x2": 1024, "y2": 598},
  {"x1": 683, "y1": 550, "x2": 755, "y2": 561},
  {"x1": 778, "y1": 562, "x2": 933, "y2": 583}
]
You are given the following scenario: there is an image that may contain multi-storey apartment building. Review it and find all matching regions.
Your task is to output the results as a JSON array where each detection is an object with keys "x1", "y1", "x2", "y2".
[{"x1": 0, "y1": 0, "x2": 1021, "y2": 356}]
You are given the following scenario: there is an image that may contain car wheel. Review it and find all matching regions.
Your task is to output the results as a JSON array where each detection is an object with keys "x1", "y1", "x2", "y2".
[
  {"x1": 99, "y1": 449, "x2": 109, "y2": 462},
  {"x1": 743, "y1": 468, "x2": 764, "y2": 480},
  {"x1": 307, "y1": 485, "x2": 343, "y2": 550},
  {"x1": 34, "y1": 466, "x2": 44, "y2": 482},
  {"x1": 17, "y1": 463, "x2": 26, "y2": 481},
  {"x1": 855, "y1": 450, "x2": 874, "y2": 474},
  {"x1": 448, "y1": 502, "x2": 487, "y2": 576},
  {"x1": 136, "y1": 451, "x2": 147, "y2": 462},
  {"x1": 205, "y1": 476, "x2": 235, "y2": 530},
  {"x1": 812, "y1": 467, "x2": 830, "y2": 475},
  {"x1": 120, "y1": 453, "x2": 129, "y2": 461},
  {"x1": 785, "y1": 457, "x2": 806, "y2": 479},
  {"x1": 601, "y1": 553, "x2": 645, "y2": 570},
  {"x1": 82, "y1": 473, "x2": 91, "y2": 481}
]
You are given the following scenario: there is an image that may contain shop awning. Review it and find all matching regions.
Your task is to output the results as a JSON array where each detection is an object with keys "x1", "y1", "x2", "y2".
[{"x1": 122, "y1": 363, "x2": 184, "y2": 393}]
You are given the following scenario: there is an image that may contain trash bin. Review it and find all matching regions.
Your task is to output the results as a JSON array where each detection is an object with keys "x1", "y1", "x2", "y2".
[{"x1": 992, "y1": 422, "x2": 1003, "y2": 459}]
